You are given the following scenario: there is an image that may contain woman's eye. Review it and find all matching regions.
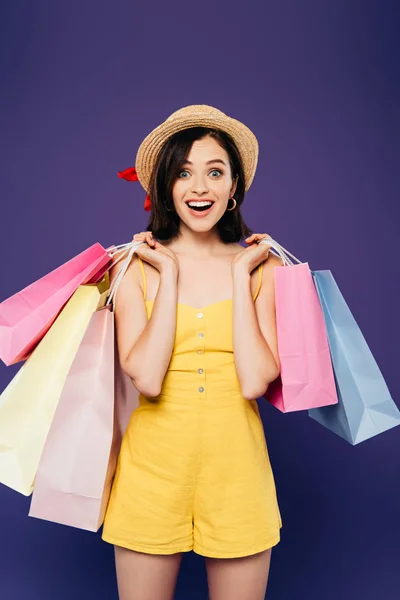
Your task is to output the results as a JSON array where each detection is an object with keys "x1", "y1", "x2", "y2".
[{"x1": 178, "y1": 169, "x2": 222, "y2": 179}]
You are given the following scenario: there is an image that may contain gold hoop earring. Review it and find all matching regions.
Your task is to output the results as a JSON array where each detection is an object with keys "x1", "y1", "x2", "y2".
[{"x1": 227, "y1": 197, "x2": 237, "y2": 211}]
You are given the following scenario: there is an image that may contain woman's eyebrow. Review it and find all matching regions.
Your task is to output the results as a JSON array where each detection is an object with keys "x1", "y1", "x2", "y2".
[{"x1": 182, "y1": 158, "x2": 227, "y2": 166}]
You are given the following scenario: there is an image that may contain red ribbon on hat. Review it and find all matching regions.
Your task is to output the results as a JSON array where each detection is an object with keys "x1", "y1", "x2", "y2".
[{"x1": 118, "y1": 167, "x2": 151, "y2": 212}]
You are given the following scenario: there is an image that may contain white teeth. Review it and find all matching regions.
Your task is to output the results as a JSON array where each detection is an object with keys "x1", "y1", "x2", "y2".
[{"x1": 187, "y1": 201, "x2": 213, "y2": 208}]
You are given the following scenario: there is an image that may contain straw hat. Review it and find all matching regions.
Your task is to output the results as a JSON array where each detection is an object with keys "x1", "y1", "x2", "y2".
[{"x1": 118, "y1": 104, "x2": 259, "y2": 211}]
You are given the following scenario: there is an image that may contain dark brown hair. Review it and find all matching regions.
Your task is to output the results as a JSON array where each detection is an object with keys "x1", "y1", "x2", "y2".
[{"x1": 145, "y1": 127, "x2": 253, "y2": 243}]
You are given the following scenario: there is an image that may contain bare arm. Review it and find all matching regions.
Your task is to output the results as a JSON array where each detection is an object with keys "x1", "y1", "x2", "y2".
[
  {"x1": 111, "y1": 237, "x2": 179, "y2": 398},
  {"x1": 232, "y1": 253, "x2": 281, "y2": 400}
]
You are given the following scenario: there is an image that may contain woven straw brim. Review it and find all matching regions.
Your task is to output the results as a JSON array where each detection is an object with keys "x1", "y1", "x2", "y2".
[{"x1": 135, "y1": 109, "x2": 259, "y2": 193}]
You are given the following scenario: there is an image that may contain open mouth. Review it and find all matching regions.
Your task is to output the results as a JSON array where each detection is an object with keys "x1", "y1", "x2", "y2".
[{"x1": 185, "y1": 200, "x2": 215, "y2": 212}]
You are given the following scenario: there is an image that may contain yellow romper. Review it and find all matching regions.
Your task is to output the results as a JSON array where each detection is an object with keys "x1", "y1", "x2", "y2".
[{"x1": 102, "y1": 256, "x2": 282, "y2": 558}]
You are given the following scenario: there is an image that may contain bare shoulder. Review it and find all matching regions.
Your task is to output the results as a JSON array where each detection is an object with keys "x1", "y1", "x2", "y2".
[{"x1": 263, "y1": 252, "x2": 284, "y2": 273}]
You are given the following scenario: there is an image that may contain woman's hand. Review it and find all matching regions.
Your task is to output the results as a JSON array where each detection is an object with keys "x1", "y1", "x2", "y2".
[
  {"x1": 231, "y1": 233, "x2": 272, "y2": 274},
  {"x1": 132, "y1": 231, "x2": 178, "y2": 273}
]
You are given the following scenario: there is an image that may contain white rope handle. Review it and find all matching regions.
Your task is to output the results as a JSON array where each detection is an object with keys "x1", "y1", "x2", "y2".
[
  {"x1": 106, "y1": 240, "x2": 145, "y2": 307},
  {"x1": 106, "y1": 241, "x2": 144, "y2": 306},
  {"x1": 258, "y1": 237, "x2": 291, "y2": 265},
  {"x1": 104, "y1": 242, "x2": 146, "y2": 276},
  {"x1": 107, "y1": 246, "x2": 134, "y2": 270},
  {"x1": 107, "y1": 242, "x2": 136, "y2": 253},
  {"x1": 103, "y1": 244, "x2": 138, "y2": 277},
  {"x1": 259, "y1": 236, "x2": 302, "y2": 266}
]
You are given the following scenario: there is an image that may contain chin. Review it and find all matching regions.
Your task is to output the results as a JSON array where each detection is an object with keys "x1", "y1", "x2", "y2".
[{"x1": 183, "y1": 219, "x2": 216, "y2": 232}]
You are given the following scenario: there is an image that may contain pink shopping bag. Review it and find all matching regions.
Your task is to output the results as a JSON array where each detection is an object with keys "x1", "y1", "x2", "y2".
[
  {"x1": 262, "y1": 249, "x2": 338, "y2": 412},
  {"x1": 0, "y1": 243, "x2": 112, "y2": 365},
  {"x1": 29, "y1": 304, "x2": 140, "y2": 532}
]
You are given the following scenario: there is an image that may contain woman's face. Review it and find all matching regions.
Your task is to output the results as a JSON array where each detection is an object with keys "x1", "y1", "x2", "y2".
[{"x1": 171, "y1": 135, "x2": 238, "y2": 232}]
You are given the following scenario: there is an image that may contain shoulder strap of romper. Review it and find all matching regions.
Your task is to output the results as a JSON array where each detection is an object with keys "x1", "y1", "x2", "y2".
[
  {"x1": 252, "y1": 262, "x2": 263, "y2": 302},
  {"x1": 137, "y1": 255, "x2": 147, "y2": 301}
]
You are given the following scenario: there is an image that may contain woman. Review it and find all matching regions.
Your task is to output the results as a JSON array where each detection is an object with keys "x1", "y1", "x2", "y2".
[{"x1": 102, "y1": 105, "x2": 283, "y2": 600}]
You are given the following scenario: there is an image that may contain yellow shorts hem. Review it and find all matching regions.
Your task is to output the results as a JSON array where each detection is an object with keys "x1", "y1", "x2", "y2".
[
  {"x1": 193, "y1": 532, "x2": 281, "y2": 559},
  {"x1": 102, "y1": 533, "x2": 193, "y2": 555}
]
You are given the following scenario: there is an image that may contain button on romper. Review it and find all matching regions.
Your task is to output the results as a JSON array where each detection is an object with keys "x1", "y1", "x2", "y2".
[{"x1": 102, "y1": 256, "x2": 283, "y2": 558}]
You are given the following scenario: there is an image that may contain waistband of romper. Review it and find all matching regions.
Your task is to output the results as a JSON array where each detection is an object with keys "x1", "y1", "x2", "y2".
[{"x1": 138, "y1": 389, "x2": 247, "y2": 407}]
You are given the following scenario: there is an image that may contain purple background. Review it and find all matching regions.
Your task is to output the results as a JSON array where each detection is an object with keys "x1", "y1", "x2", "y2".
[{"x1": 1, "y1": 1, "x2": 399, "y2": 599}]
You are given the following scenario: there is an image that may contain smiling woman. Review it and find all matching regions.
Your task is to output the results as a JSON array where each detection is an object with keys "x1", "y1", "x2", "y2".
[
  {"x1": 144, "y1": 126, "x2": 253, "y2": 242},
  {"x1": 102, "y1": 104, "x2": 282, "y2": 600}
]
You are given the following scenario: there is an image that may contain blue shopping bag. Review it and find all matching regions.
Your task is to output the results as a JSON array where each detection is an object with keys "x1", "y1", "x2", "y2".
[{"x1": 308, "y1": 270, "x2": 400, "y2": 445}]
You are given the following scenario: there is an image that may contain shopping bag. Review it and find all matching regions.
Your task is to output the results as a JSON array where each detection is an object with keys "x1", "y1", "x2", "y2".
[
  {"x1": 308, "y1": 270, "x2": 400, "y2": 444},
  {"x1": 29, "y1": 305, "x2": 139, "y2": 531},
  {"x1": 0, "y1": 276, "x2": 109, "y2": 495},
  {"x1": 260, "y1": 237, "x2": 338, "y2": 412},
  {"x1": 0, "y1": 242, "x2": 112, "y2": 366},
  {"x1": 28, "y1": 241, "x2": 143, "y2": 530}
]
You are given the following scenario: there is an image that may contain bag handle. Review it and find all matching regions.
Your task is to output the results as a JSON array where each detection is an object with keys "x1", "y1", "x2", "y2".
[
  {"x1": 106, "y1": 241, "x2": 145, "y2": 306},
  {"x1": 259, "y1": 236, "x2": 302, "y2": 266},
  {"x1": 105, "y1": 241, "x2": 149, "y2": 274}
]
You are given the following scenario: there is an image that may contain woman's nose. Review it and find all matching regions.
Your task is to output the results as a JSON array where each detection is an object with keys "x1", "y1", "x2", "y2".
[{"x1": 190, "y1": 177, "x2": 209, "y2": 194}]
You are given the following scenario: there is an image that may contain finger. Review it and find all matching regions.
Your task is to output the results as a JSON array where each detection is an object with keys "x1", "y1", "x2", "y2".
[
  {"x1": 254, "y1": 233, "x2": 270, "y2": 242},
  {"x1": 141, "y1": 231, "x2": 154, "y2": 245},
  {"x1": 133, "y1": 232, "x2": 152, "y2": 243},
  {"x1": 245, "y1": 233, "x2": 270, "y2": 244},
  {"x1": 246, "y1": 239, "x2": 271, "y2": 254},
  {"x1": 145, "y1": 234, "x2": 155, "y2": 247},
  {"x1": 245, "y1": 236, "x2": 256, "y2": 245}
]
